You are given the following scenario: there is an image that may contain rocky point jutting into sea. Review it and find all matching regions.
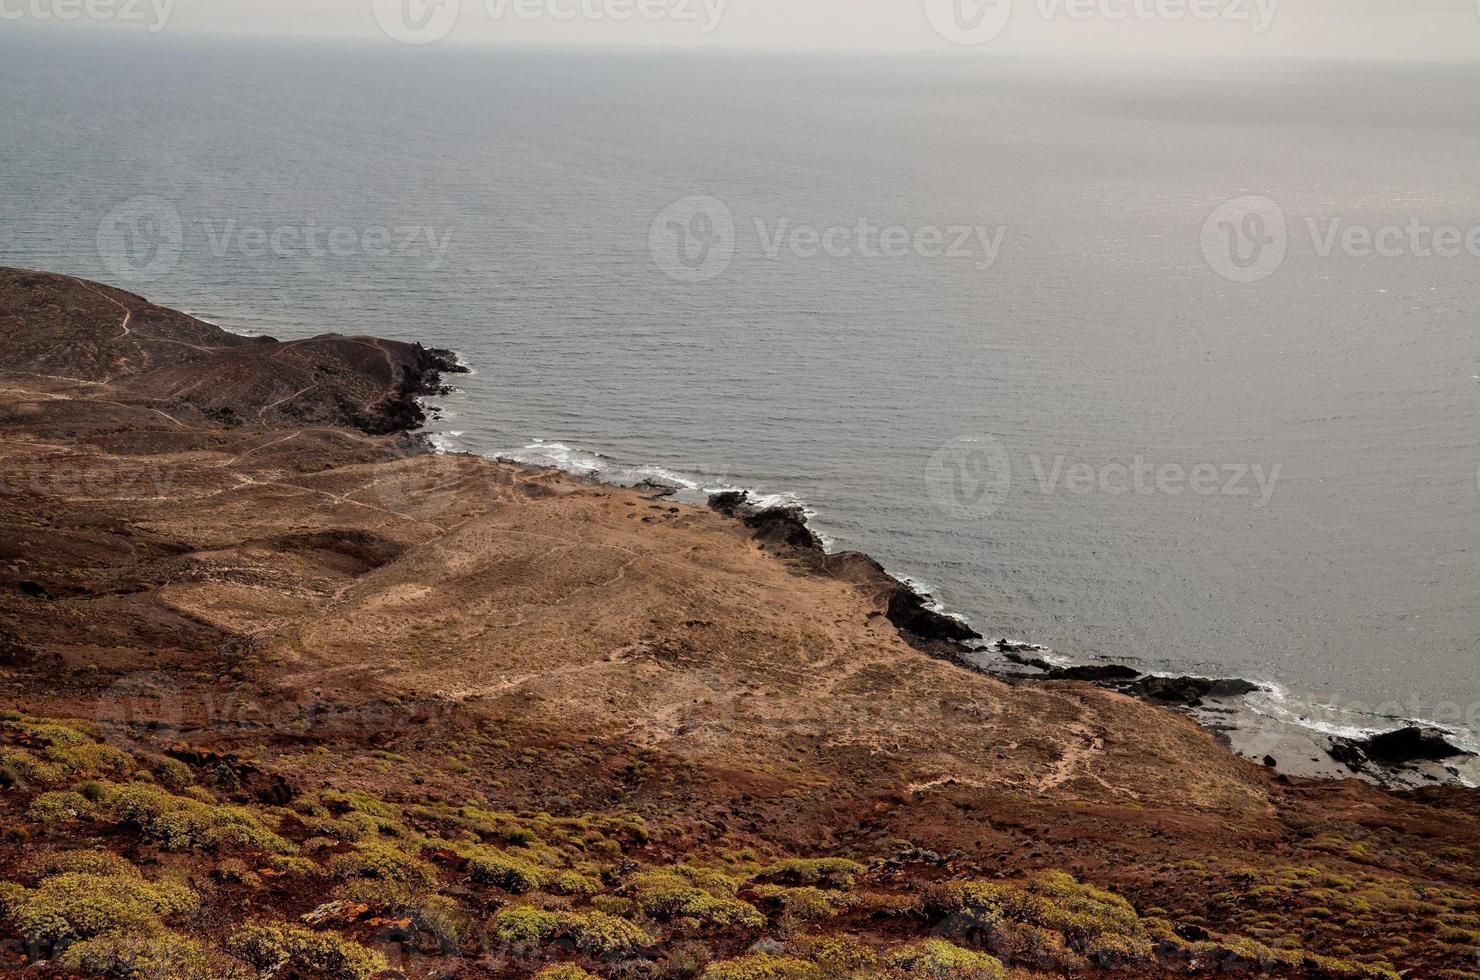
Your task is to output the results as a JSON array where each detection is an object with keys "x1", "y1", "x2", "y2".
[{"x1": 2, "y1": 267, "x2": 1479, "y2": 979}]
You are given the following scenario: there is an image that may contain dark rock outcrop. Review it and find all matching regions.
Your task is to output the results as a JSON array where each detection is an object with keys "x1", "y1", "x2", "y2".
[
  {"x1": 708, "y1": 491, "x2": 981, "y2": 654},
  {"x1": 1329, "y1": 726, "x2": 1473, "y2": 772}
]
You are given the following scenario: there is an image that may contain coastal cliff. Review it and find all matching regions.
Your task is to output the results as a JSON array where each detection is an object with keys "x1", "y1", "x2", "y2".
[{"x1": 1, "y1": 270, "x2": 1478, "y2": 979}]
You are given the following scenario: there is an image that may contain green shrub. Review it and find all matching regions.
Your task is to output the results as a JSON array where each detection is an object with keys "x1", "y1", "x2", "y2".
[
  {"x1": 63, "y1": 927, "x2": 247, "y2": 980},
  {"x1": 3, "y1": 717, "x2": 96, "y2": 748},
  {"x1": 27, "y1": 790, "x2": 95, "y2": 824},
  {"x1": 107, "y1": 783, "x2": 295, "y2": 854},
  {"x1": 229, "y1": 923, "x2": 388, "y2": 980},
  {"x1": 1, "y1": 872, "x2": 197, "y2": 949},
  {"x1": 755, "y1": 859, "x2": 866, "y2": 891},
  {"x1": 627, "y1": 868, "x2": 766, "y2": 928},
  {"x1": 753, "y1": 885, "x2": 845, "y2": 922},
  {"x1": 0, "y1": 747, "x2": 66, "y2": 788},
  {"x1": 322, "y1": 790, "x2": 398, "y2": 820},
  {"x1": 556, "y1": 910, "x2": 653, "y2": 955},
  {"x1": 416, "y1": 894, "x2": 470, "y2": 951},
  {"x1": 702, "y1": 953, "x2": 821, "y2": 979},
  {"x1": 549, "y1": 869, "x2": 603, "y2": 896},
  {"x1": 329, "y1": 842, "x2": 438, "y2": 889},
  {"x1": 789, "y1": 934, "x2": 879, "y2": 974},
  {"x1": 305, "y1": 815, "x2": 365, "y2": 842},
  {"x1": 491, "y1": 905, "x2": 559, "y2": 945},
  {"x1": 147, "y1": 755, "x2": 196, "y2": 791},
  {"x1": 534, "y1": 967, "x2": 600, "y2": 979},
  {"x1": 42, "y1": 741, "x2": 134, "y2": 778},
  {"x1": 460, "y1": 843, "x2": 548, "y2": 893},
  {"x1": 886, "y1": 939, "x2": 1005, "y2": 978},
  {"x1": 35, "y1": 851, "x2": 139, "y2": 880}
]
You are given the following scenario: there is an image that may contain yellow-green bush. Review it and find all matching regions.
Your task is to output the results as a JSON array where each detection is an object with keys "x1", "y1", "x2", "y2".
[
  {"x1": 534, "y1": 966, "x2": 600, "y2": 979},
  {"x1": 755, "y1": 859, "x2": 866, "y2": 891},
  {"x1": 0, "y1": 871, "x2": 197, "y2": 949},
  {"x1": 492, "y1": 905, "x2": 560, "y2": 945},
  {"x1": 0, "y1": 747, "x2": 66, "y2": 788},
  {"x1": 329, "y1": 841, "x2": 438, "y2": 889},
  {"x1": 752, "y1": 885, "x2": 846, "y2": 922},
  {"x1": 701, "y1": 953, "x2": 822, "y2": 979},
  {"x1": 229, "y1": 922, "x2": 388, "y2": 980},
  {"x1": 35, "y1": 851, "x2": 139, "y2": 880},
  {"x1": 627, "y1": 867, "x2": 766, "y2": 928},
  {"x1": 459, "y1": 842, "x2": 549, "y2": 893},
  {"x1": 322, "y1": 789, "x2": 398, "y2": 820},
  {"x1": 928, "y1": 870, "x2": 1153, "y2": 964},
  {"x1": 549, "y1": 869, "x2": 603, "y2": 896},
  {"x1": 107, "y1": 782, "x2": 295, "y2": 854},
  {"x1": 788, "y1": 933, "x2": 879, "y2": 974},
  {"x1": 416, "y1": 894, "x2": 471, "y2": 951},
  {"x1": 27, "y1": 790, "x2": 95, "y2": 823},
  {"x1": 304, "y1": 815, "x2": 366, "y2": 842},
  {"x1": 886, "y1": 939, "x2": 1005, "y2": 978},
  {"x1": 556, "y1": 910, "x2": 653, "y2": 956},
  {"x1": 41, "y1": 741, "x2": 134, "y2": 778},
  {"x1": 62, "y1": 927, "x2": 247, "y2": 980}
]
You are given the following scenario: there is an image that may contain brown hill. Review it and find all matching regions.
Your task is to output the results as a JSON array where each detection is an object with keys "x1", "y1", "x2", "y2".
[
  {"x1": 1, "y1": 270, "x2": 1477, "y2": 980},
  {"x1": 0, "y1": 267, "x2": 462, "y2": 434}
]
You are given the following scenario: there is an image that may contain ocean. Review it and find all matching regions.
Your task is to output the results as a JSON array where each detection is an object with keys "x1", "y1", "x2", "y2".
[{"x1": 3, "y1": 32, "x2": 1478, "y2": 748}]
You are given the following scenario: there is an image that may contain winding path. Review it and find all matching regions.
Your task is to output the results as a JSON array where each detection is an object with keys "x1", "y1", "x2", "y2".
[{"x1": 72, "y1": 278, "x2": 132, "y2": 341}]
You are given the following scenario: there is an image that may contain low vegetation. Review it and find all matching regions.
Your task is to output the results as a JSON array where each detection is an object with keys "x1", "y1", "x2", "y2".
[{"x1": 0, "y1": 709, "x2": 1470, "y2": 979}]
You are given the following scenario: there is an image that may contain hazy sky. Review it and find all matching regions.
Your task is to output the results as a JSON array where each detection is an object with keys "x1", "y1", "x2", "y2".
[{"x1": 10, "y1": 0, "x2": 1480, "y2": 58}]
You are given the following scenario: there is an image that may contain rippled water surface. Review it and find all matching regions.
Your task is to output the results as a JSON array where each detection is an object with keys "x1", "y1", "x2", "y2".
[{"x1": 2, "y1": 34, "x2": 1478, "y2": 738}]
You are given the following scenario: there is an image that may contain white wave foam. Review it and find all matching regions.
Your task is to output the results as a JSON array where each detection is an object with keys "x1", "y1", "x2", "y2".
[{"x1": 1243, "y1": 683, "x2": 1480, "y2": 752}]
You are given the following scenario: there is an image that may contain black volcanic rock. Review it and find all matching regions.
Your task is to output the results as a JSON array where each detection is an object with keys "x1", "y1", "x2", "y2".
[
  {"x1": 707, "y1": 491, "x2": 980, "y2": 653},
  {"x1": 1330, "y1": 726, "x2": 1473, "y2": 770},
  {"x1": 708, "y1": 492, "x2": 824, "y2": 553},
  {"x1": 1126, "y1": 675, "x2": 1261, "y2": 707}
]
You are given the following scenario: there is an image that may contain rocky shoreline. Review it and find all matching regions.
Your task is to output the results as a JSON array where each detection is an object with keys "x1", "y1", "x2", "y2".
[{"x1": 699, "y1": 492, "x2": 1477, "y2": 791}]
